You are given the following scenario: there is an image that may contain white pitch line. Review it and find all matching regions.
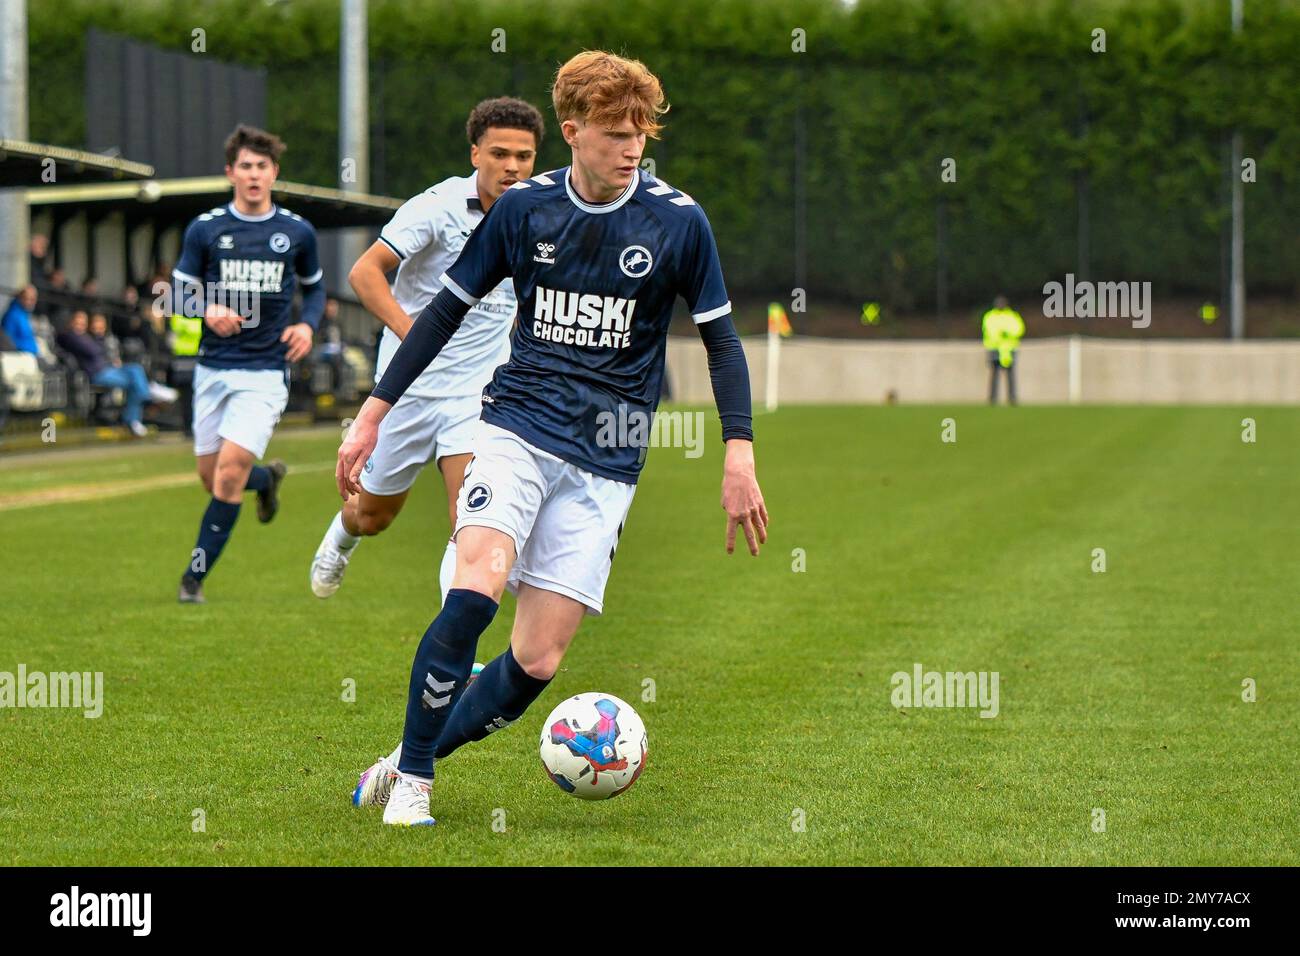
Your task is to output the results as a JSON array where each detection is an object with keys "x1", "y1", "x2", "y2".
[{"x1": 0, "y1": 461, "x2": 336, "y2": 512}]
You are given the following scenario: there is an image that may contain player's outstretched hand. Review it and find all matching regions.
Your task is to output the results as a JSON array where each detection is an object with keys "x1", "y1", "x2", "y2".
[
  {"x1": 721, "y1": 439, "x2": 768, "y2": 556},
  {"x1": 336, "y1": 398, "x2": 389, "y2": 499},
  {"x1": 281, "y1": 322, "x2": 314, "y2": 363},
  {"x1": 203, "y1": 303, "x2": 243, "y2": 337}
]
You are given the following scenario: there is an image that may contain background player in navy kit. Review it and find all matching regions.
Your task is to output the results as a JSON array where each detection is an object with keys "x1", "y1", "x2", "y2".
[
  {"x1": 338, "y1": 52, "x2": 768, "y2": 826},
  {"x1": 174, "y1": 125, "x2": 325, "y2": 603}
]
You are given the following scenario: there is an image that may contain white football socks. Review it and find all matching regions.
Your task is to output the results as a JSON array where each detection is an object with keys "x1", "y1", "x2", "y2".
[
  {"x1": 328, "y1": 511, "x2": 361, "y2": 552},
  {"x1": 438, "y1": 538, "x2": 457, "y2": 604}
]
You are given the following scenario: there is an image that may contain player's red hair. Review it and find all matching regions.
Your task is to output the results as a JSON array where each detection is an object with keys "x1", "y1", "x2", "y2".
[{"x1": 551, "y1": 51, "x2": 668, "y2": 139}]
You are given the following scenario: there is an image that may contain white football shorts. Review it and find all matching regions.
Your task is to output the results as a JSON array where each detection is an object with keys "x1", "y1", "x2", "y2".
[
  {"x1": 192, "y1": 365, "x2": 289, "y2": 459},
  {"x1": 360, "y1": 391, "x2": 482, "y2": 496},
  {"x1": 453, "y1": 420, "x2": 636, "y2": 616}
]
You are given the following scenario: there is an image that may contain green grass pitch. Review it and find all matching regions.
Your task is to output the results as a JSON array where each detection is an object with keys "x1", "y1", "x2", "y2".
[{"x1": 1, "y1": 405, "x2": 1296, "y2": 865}]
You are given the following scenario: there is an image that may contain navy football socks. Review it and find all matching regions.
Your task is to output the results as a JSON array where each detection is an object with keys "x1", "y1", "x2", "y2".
[
  {"x1": 243, "y1": 465, "x2": 271, "y2": 492},
  {"x1": 433, "y1": 646, "x2": 551, "y2": 760},
  {"x1": 186, "y1": 498, "x2": 241, "y2": 581},
  {"x1": 182, "y1": 467, "x2": 275, "y2": 584},
  {"x1": 397, "y1": 588, "x2": 500, "y2": 778}
]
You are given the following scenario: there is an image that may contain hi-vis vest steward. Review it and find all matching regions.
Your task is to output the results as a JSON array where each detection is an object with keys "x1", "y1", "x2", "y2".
[
  {"x1": 981, "y1": 308, "x2": 1024, "y2": 368},
  {"x1": 170, "y1": 314, "x2": 201, "y2": 356}
]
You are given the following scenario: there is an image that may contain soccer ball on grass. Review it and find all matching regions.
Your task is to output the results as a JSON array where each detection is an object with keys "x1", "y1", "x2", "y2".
[{"x1": 539, "y1": 692, "x2": 648, "y2": 799}]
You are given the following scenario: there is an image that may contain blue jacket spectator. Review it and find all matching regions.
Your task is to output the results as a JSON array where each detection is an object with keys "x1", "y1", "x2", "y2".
[{"x1": 1, "y1": 285, "x2": 40, "y2": 355}]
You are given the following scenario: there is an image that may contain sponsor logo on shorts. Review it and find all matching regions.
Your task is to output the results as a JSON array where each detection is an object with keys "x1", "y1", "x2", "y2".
[{"x1": 465, "y1": 482, "x2": 492, "y2": 512}]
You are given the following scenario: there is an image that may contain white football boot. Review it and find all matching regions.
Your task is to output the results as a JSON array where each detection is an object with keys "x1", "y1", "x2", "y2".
[
  {"x1": 351, "y1": 755, "x2": 399, "y2": 808},
  {"x1": 310, "y1": 535, "x2": 351, "y2": 598},
  {"x1": 382, "y1": 777, "x2": 436, "y2": 827}
]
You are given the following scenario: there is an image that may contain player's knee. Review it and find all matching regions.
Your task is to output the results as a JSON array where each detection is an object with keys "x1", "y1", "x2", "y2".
[
  {"x1": 460, "y1": 547, "x2": 510, "y2": 578},
  {"x1": 518, "y1": 648, "x2": 562, "y2": 681},
  {"x1": 451, "y1": 530, "x2": 513, "y2": 599},
  {"x1": 213, "y1": 477, "x2": 242, "y2": 500},
  {"x1": 213, "y1": 462, "x2": 248, "y2": 499},
  {"x1": 352, "y1": 506, "x2": 394, "y2": 536},
  {"x1": 453, "y1": 562, "x2": 509, "y2": 604}
]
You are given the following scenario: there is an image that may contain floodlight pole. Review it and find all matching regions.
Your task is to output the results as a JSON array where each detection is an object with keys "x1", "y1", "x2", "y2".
[
  {"x1": 338, "y1": 0, "x2": 369, "y2": 282},
  {"x1": 1229, "y1": 0, "x2": 1245, "y2": 340},
  {"x1": 0, "y1": 0, "x2": 29, "y2": 292}
]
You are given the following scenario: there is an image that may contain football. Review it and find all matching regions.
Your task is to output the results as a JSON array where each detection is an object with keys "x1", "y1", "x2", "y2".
[{"x1": 539, "y1": 693, "x2": 648, "y2": 800}]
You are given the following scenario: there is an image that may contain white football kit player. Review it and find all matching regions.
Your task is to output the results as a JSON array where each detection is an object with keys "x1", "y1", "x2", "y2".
[
  {"x1": 310, "y1": 171, "x2": 515, "y2": 598},
  {"x1": 366, "y1": 171, "x2": 515, "y2": 494}
]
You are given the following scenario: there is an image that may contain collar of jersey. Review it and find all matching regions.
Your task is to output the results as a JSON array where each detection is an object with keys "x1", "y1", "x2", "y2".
[
  {"x1": 464, "y1": 170, "x2": 485, "y2": 212},
  {"x1": 563, "y1": 167, "x2": 637, "y2": 215},
  {"x1": 227, "y1": 202, "x2": 277, "y2": 222}
]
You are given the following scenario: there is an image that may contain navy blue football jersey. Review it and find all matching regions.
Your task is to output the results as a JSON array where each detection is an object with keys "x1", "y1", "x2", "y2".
[
  {"x1": 440, "y1": 167, "x2": 732, "y2": 483},
  {"x1": 173, "y1": 203, "x2": 322, "y2": 370}
]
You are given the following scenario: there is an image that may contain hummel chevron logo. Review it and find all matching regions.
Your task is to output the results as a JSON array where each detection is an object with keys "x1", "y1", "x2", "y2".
[
  {"x1": 646, "y1": 179, "x2": 695, "y2": 206},
  {"x1": 421, "y1": 674, "x2": 456, "y2": 710},
  {"x1": 483, "y1": 716, "x2": 512, "y2": 735}
]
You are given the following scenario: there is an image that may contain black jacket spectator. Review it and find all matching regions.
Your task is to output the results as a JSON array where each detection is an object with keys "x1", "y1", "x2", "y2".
[
  {"x1": 57, "y1": 325, "x2": 109, "y2": 380},
  {"x1": 30, "y1": 234, "x2": 51, "y2": 288}
]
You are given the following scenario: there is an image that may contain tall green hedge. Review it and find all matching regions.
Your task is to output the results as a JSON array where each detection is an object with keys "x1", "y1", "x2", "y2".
[{"x1": 29, "y1": 0, "x2": 1300, "y2": 309}]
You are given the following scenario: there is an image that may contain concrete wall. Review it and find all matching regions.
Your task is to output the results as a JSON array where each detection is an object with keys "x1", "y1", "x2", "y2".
[{"x1": 664, "y1": 335, "x2": 1300, "y2": 405}]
